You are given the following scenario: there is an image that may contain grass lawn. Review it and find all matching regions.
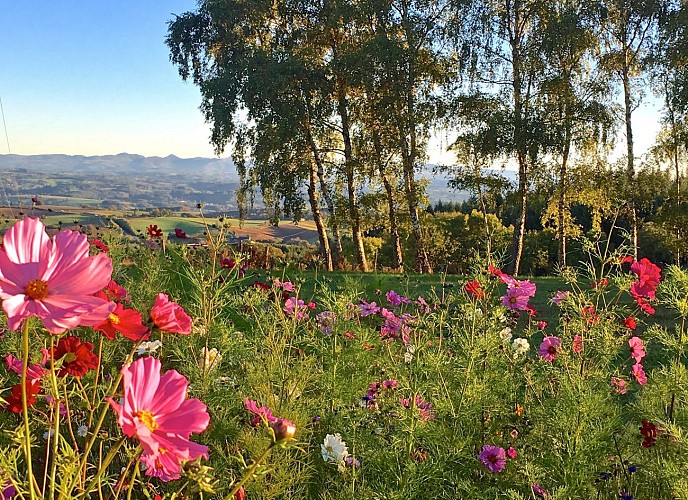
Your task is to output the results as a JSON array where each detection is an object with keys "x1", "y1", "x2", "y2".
[{"x1": 248, "y1": 268, "x2": 675, "y2": 331}]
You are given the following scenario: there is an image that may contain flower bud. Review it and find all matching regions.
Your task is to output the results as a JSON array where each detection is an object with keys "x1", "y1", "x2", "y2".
[{"x1": 272, "y1": 418, "x2": 296, "y2": 442}]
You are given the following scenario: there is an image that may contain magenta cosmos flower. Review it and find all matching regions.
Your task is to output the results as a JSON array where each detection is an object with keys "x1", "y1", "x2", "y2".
[
  {"x1": 149, "y1": 293, "x2": 192, "y2": 334},
  {"x1": 478, "y1": 445, "x2": 506, "y2": 473},
  {"x1": 108, "y1": 357, "x2": 209, "y2": 481},
  {"x1": 628, "y1": 337, "x2": 646, "y2": 363},
  {"x1": 539, "y1": 336, "x2": 562, "y2": 362},
  {"x1": 0, "y1": 218, "x2": 114, "y2": 334},
  {"x1": 501, "y1": 287, "x2": 531, "y2": 311}
]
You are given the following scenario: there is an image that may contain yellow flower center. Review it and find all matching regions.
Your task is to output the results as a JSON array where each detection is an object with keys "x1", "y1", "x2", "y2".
[
  {"x1": 25, "y1": 279, "x2": 49, "y2": 300},
  {"x1": 108, "y1": 313, "x2": 120, "y2": 325},
  {"x1": 63, "y1": 353, "x2": 77, "y2": 364},
  {"x1": 134, "y1": 410, "x2": 158, "y2": 432}
]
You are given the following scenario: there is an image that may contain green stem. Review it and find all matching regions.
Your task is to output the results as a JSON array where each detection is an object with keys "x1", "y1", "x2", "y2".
[
  {"x1": 67, "y1": 342, "x2": 140, "y2": 497},
  {"x1": 225, "y1": 443, "x2": 275, "y2": 500},
  {"x1": 78, "y1": 437, "x2": 126, "y2": 499},
  {"x1": 20, "y1": 320, "x2": 39, "y2": 500},
  {"x1": 48, "y1": 338, "x2": 61, "y2": 500}
]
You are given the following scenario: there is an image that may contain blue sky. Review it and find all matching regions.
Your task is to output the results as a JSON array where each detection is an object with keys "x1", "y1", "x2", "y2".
[
  {"x1": 0, "y1": 1, "x2": 217, "y2": 158},
  {"x1": 0, "y1": 1, "x2": 661, "y2": 161}
]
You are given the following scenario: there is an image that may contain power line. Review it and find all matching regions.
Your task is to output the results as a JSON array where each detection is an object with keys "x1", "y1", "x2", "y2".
[
  {"x1": 0, "y1": 95, "x2": 10, "y2": 153},
  {"x1": 0, "y1": 95, "x2": 16, "y2": 215}
]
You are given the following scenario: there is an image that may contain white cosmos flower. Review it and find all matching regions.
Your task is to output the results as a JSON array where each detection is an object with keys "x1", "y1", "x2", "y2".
[
  {"x1": 512, "y1": 338, "x2": 530, "y2": 357},
  {"x1": 77, "y1": 425, "x2": 88, "y2": 437},
  {"x1": 199, "y1": 347, "x2": 222, "y2": 373},
  {"x1": 321, "y1": 433, "x2": 349, "y2": 468},
  {"x1": 499, "y1": 327, "x2": 513, "y2": 342},
  {"x1": 136, "y1": 340, "x2": 162, "y2": 356}
]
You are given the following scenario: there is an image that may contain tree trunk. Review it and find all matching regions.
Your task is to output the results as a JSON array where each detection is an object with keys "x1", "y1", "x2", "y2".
[
  {"x1": 335, "y1": 78, "x2": 368, "y2": 271},
  {"x1": 303, "y1": 108, "x2": 343, "y2": 268},
  {"x1": 316, "y1": 158, "x2": 344, "y2": 268},
  {"x1": 508, "y1": 11, "x2": 527, "y2": 277},
  {"x1": 510, "y1": 153, "x2": 528, "y2": 277},
  {"x1": 622, "y1": 62, "x2": 638, "y2": 260},
  {"x1": 475, "y1": 163, "x2": 493, "y2": 266},
  {"x1": 307, "y1": 158, "x2": 333, "y2": 271},
  {"x1": 557, "y1": 124, "x2": 571, "y2": 269},
  {"x1": 373, "y1": 133, "x2": 403, "y2": 270}
]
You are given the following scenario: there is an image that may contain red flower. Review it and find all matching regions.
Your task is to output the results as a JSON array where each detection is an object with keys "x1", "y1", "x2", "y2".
[
  {"x1": 5, "y1": 379, "x2": 41, "y2": 413},
  {"x1": 619, "y1": 255, "x2": 634, "y2": 264},
  {"x1": 91, "y1": 238, "x2": 109, "y2": 253},
  {"x1": 149, "y1": 293, "x2": 192, "y2": 334},
  {"x1": 635, "y1": 296, "x2": 656, "y2": 315},
  {"x1": 252, "y1": 281, "x2": 270, "y2": 291},
  {"x1": 624, "y1": 316, "x2": 637, "y2": 330},
  {"x1": 94, "y1": 302, "x2": 149, "y2": 341},
  {"x1": 51, "y1": 336, "x2": 99, "y2": 377},
  {"x1": 640, "y1": 420, "x2": 661, "y2": 448},
  {"x1": 235, "y1": 487, "x2": 245, "y2": 500},
  {"x1": 103, "y1": 280, "x2": 129, "y2": 302},
  {"x1": 581, "y1": 306, "x2": 599, "y2": 325},
  {"x1": 590, "y1": 278, "x2": 608, "y2": 289},
  {"x1": 488, "y1": 265, "x2": 516, "y2": 286},
  {"x1": 464, "y1": 280, "x2": 486, "y2": 300},
  {"x1": 630, "y1": 258, "x2": 661, "y2": 299},
  {"x1": 572, "y1": 335, "x2": 583, "y2": 354},
  {"x1": 147, "y1": 225, "x2": 163, "y2": 238},
  {"x1": 174, "y1": 228, "x2": 187, "y2": 239},
  {"x1": 220, "y1": 258, "x2": 236, "y2": 269}
]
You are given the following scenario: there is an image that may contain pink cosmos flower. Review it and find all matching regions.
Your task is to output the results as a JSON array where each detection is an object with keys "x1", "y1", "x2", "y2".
[
  {"x1": 108, "y1": 357, "x2": 209, "y2": 481},
  {"x1": 551, "y1": 290, "x2": 570, "y2": 305},
  {"x1": 611, "y1": 377, "x2": 628, "y2": 395},
  {"x1": 628, "y1": 337, "x2": 646, "y2": 363},
  {"x1": 537, "y1": 321, "x2": 548, "y2": 330},
  {"x1": 244, "y1": 398, "x2": 278, "y2": 427},
  {"x1": 478, "y1": 445, "x2": 506, "y2": 473},
  {"x1": 400, "y1": 395, "x2": 435, "y2": 421},
  {"x1": 385, "y1": 290, "x2": 410, "y2": 306},
  {"x1": 512, "y1": 279, "x2": 537, "y2": 298},
  {"x1": 5, "y1": 349, "x2": 49, "y2": 380},
  {"x1": 283, "y1": 297, "x2": 309, "y2": 321},
  {"x1": 538, "y1": 336, "x2": 562, "y2": 363},
  {"x1": 506, "y1": 446, "x2": 518, "y2": 459},
  {"x1": 501, "y1": 287, "x2": 530, "y2": 311},
  {"x1": 149, "y1": 293, "x2": 192, "y2": 334},
  {"x1": 0, "y1": 218, "x2": 114, "y2": 334},
  {"x1": 632, "y1": 363, "x2": 647, "y2": 385},
  {"x1": 488, "y1": 265, "x2": 517, "y2": 286}
]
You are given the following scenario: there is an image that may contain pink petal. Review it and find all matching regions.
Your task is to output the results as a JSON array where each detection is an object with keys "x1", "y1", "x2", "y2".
[
  {"x1": 156, "y1": 398, "x2": 209, "y2": 435},
  {"x1": 47, "y1": 252, "x2": 112, "y2": 296},
  {"x1": 1, "y1": 218, "x2": 51, "y2": 264},
  {"x1": 149, "y1": 369, "x2": 188, "y2": 414}
]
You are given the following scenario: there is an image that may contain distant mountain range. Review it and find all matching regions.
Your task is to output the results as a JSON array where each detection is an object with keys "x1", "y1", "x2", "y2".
[
  {"x1": 0, "y1": 153, "x2": 516, "y2": 210},
  {"x1": 0, "y1": 153, "x2": 240, "y2": 182}
]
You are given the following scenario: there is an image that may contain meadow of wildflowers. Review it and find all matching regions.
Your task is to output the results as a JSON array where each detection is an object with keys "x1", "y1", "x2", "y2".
[{"x1": 0, "y1": 216, "x2": 687, "y2": 499}]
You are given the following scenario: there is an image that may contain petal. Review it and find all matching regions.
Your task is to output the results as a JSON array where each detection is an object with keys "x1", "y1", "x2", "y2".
[
  {"x1": 2, "y1": 295, "x2": 31, "y2": 331},
  {"x1": 126, "y1": 357, "x2": 161, "y2": 412},
  {"x1": 47, "y1": 252, "x2": 113, "y2": 296},
  {"x1": 148, "y1": 369, "x2": 188, "y2": 415},
  {"x1": 1, "y1": 218, "x2": 51, "y2": 264},
  {"x1": 156, "y1": 398, "x2": 209, "y2": 436}
]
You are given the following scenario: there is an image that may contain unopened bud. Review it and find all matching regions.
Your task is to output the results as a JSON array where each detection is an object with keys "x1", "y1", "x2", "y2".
[{"x1": 272, "y1": 418, "x2": 296, "y2": 442}]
